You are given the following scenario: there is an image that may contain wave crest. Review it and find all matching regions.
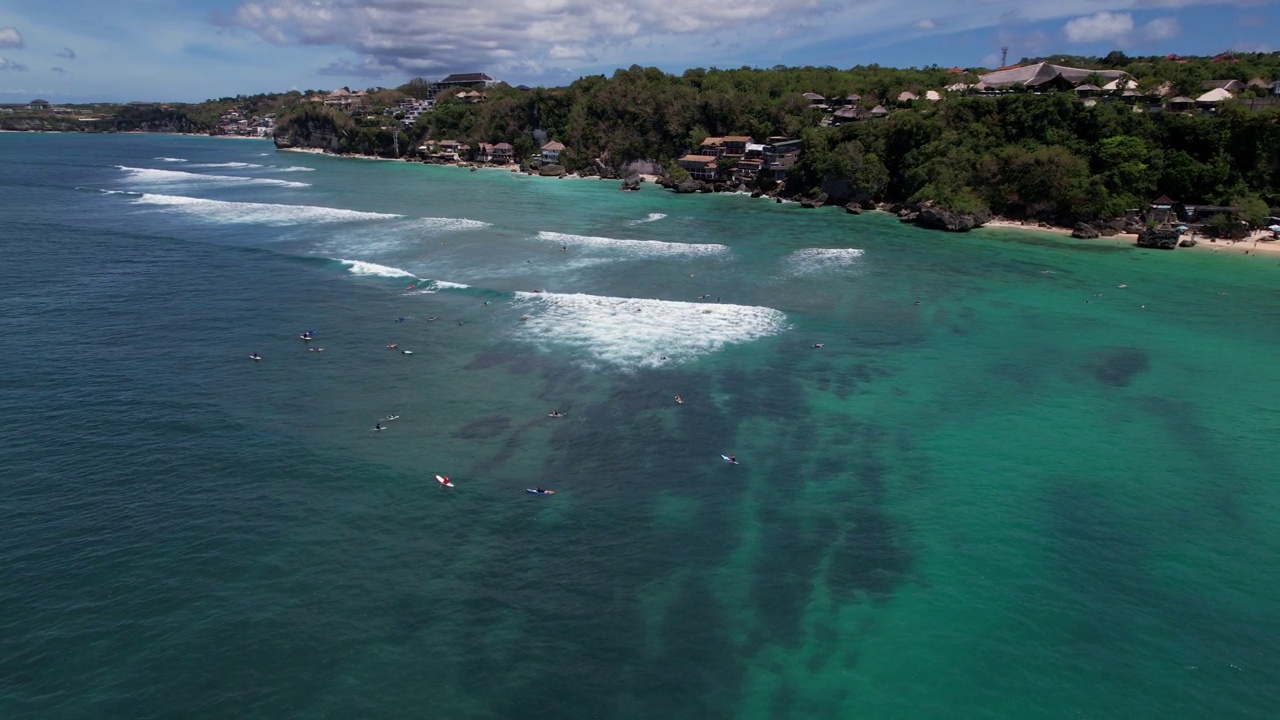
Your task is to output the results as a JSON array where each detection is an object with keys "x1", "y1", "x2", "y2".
[
  {"x1": 130, "y1": 194, "x2": 403, "y2": 225},
  {"x1": 115, "y1": 166, "x2": 309, "y2": 188},
  {"x1": 535, "y1": 230, "x2": 725, "y2": 258}
]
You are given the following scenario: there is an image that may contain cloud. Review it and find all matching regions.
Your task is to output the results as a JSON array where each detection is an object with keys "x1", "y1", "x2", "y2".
[
  {"x1": 548, "y1": 45, "x2": 596, "y2": 61},
  {"x1": 0, "y1": 26, "x2": 24, "y2": 49},
  {"x1": 0, "y1": 57, "x2": 29, "y2": 72},
  {"x1": 52, "y1": 66, "x2": 66, "y2": 74},
  {"x1": 913, "y1": 19, "x2": 936, "y2": 30},
  {"x1": 227, "y1": 0, "x2": 828, "y2": 78},
  {"x1": 56, "y1": 47, "x2": 76, "y2": 59},
  {"x1": 1063, "y1": 11, "x2": 1134, "y2": 44},
  {"x1": 1141, "y1": 16, "x2": 1180, "y2": 41}
]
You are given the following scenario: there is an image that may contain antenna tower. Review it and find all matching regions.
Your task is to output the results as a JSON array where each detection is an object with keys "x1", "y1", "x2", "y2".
[{"x1": 1000, "y1": 46, "x2": 1009, "y2": 67}]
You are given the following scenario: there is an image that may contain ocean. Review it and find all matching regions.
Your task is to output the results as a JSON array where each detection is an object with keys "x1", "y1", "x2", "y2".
[{"x1": 2, "y1": 133, "x2": 1278, "y2": 719}]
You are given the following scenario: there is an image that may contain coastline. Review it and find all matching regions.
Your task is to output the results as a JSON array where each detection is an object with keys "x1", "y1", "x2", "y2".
[{"x1": 275, "y1": 146, "x2": 1280, "y2": 258}]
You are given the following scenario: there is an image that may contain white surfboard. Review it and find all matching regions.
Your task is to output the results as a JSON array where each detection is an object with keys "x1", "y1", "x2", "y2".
[
  {"x1": 435, "y1": 474, "x2": 454, "y2": 488},
  {"x1": 721, "y1": 454, "x2": 739, "y2": 465}
]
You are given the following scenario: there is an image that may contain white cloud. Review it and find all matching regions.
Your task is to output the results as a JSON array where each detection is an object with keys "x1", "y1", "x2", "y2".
[
  {"x1": 1063, "y1": 11, "x2": 1134, "y2": 44},
  {"x1": 0, "y1": 57, "x2": 29, "y2": 71},
  {"x1": 1141, "y1": 16, "x2": 1180, "y2": 41},
  {"x1": 548, "y1": 44, "x2": 595, "y2": 61},
  {"x1": 913, "y1": 18, "x2": 936, "y2": 30},
  {"x1": 0, "y1": 26, "x2": 24, "y2": 49}
]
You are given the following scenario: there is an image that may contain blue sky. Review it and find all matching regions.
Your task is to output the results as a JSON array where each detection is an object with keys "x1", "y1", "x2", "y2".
[{"x1": 1, "y1": 0, "x2": 1276, "y2": 103}]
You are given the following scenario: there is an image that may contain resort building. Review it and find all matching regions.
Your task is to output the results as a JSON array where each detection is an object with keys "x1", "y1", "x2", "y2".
[
  {"x1": 676, "y1": 154, "x2": 719, "y2": 181},
  {"x1": 979, "y1": 62, "x2": 1133, "y2": 91},
  {"x1": 540, "y1": 141, "x2": 565, "y2": 164}
]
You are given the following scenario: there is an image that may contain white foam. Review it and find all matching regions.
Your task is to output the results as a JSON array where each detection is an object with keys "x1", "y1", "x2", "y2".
[
  {"x1": 431, "y1": 280, "x2": 471, "y2": 290},
  {"x1": 510, "y1": 292, "x2": 788, "y2": 370},
  {"x1": 130, "y1": 193, "x2": 404, "y2": 225},
  {"x1": 154, "y1": 157, "x2": 187, "y2": 162},
  {"x1": 535, "y1": 231, "x2": 726, "y2": 258},
  {"x1": 338, "y1": 259, "x2": 418, "y2": 278},
  {"x1": 785, "y1": 248, "x2": 865, "y2": 275},
  {"x1": 626, "y1": 212, "x2": 667, "y2": 225},
  {"x1": 115, "y1": 166, "x2": 309, "y2": 188},
  {"x1": 319, "y1": 216, "x2": 492, "y2": 256},
  {"x1": 188, "y1": 161, "x2": 264, "y2": 169},
  {"x1": 269, "y1": 166, "x2": 317, "y2": 173}
]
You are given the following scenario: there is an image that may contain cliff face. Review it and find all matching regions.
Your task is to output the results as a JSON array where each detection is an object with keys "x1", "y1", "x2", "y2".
[{"x1": 272, "y1": 122, "x2": 341, "y2": 153}]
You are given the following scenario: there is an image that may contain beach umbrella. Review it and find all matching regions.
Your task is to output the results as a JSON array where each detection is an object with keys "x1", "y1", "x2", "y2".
[{"x1": 1268, "y1": 224, "x2": 1280, "y2": 232}]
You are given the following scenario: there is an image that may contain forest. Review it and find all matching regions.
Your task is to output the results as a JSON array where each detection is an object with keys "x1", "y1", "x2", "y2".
[{"x1": 8, "y1": 52, "x2": 1279, "y2": 226}]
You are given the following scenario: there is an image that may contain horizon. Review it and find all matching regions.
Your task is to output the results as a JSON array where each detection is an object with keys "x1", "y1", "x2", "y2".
[{"x1": 1, "y1": 1, "x2": 1277, "y2": 105}]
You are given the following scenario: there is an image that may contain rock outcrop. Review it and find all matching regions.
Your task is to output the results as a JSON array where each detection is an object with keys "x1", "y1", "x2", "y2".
[
  {"x1": 819, "y1": 175, "x2": 874, "y2": 207},
  {"x1": 1071, "y1": 222, "x2": 1101, "y2": 239},
  {"x1": 1136, "y1": 227, "x2": 1179, "y2": 249},
  {"x1": 844, "y1": 202, "x2": 863, "y2": 215},
  {"x1": 538, "y1": 164, "x2": 567, "y2": 177},
  {"x1": 800, "y1": 192, "x2": 829, "y2": 209},
  {"x1": 619, "y1": 175, "x2": 641, "y2": 191},
  {"x1": 674, "y1": 179, "x2": 706, "y2": 194},
  {"x1": 911, "y1": 201, "x2": 990, "y2": 232}
]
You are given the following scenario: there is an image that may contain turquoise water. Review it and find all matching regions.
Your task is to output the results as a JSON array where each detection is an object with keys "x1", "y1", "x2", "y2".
[{"x1": 2, "y1": 133, "x2": 1278, "y2": 719}]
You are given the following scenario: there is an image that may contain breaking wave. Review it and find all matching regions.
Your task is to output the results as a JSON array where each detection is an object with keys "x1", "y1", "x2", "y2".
[
  {"x1": 626, "y1": 212, "x2": 667, "y2": 225},
  {"x1": 115, "y1": 165, "x2": 309, "y2": 188},
  {"x1": 337, "y1": 259, "x2": 418, "y2": 278},
  {"x1": 188, "y1": 162, "x2": 264, "y2": 169},
  {"x1": 154, "y1": 157, "x2": 187, "y2": 163},
  {"x1": 510, "y1": 291, "x2": 788, "y2": 370},
  {"x1": 534, "y1": 231, "x2": 726, "y2": 258},
  {"x1": 129, "y1": 194, "x2": 404, "y2": 225},
  {"x1": 784, "y1": 248, "x2": 866, "y2": 275},
  {"x1": 268, "y1": 166, "x2": 317, "y2": 173}
]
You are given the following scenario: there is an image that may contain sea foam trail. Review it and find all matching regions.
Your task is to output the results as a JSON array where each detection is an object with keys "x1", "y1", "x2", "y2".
[
  {"x1": 319, "y1": 216, "x2": 493, "y2": 256},
  {"x1": 535, "y1": 230, "x2": 726, "y2": 258},
  {"x1": 511, "y1": 292, "x2": 789, "y2": 370},
  {"x1": 188, "y1": 161, "x2": 264, "y2": 169},
  {"x1": 268, "y1": 166, "x2": 317, "y2": 173},
  {"x1": 115, "y1": 166, "x2": 309, "y2": 188},
  {"x1": 154, "y1": 157, "x2": 187, "y2": 162},
  {"x1": 626, "y1": 212, "x2": 667, "y2": 225},
  {"x1": 337, "y1": 259, "x2": 418, "y2": 278},
  {"x1": 784, "y1": 248, "x2": 866, "y2": 275},
  {"x1": 130, "y1": 194, "x2": 404, "y2": 225}
]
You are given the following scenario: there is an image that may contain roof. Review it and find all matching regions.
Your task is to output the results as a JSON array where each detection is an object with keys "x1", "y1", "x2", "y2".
[
  {"x1": 945, "y1": 83, "x2": 969, "y2": 92},
  {"x1": 979, "y1": 62, "x2": 1132, "y2": 89},
  {"x1": 1202, "y1": 79, "x2": 1243, "y2": 91},
  {"x1": 1101, "y1": 78, "x2": 1136, "y2": 91},
  {"x1": 722, "y1": 136, "x2": 753, "y2": 143},
  {"x1": 869, "y1": 105, "x2": 889, "y2": 115},
  {"x1": 845, "y1": 93, "x2": 861, "y2": 100},
  {"x1": 1151, "y1": 195, "x2": 1175, "y2": 205},
  {"x1": 541, "y1": 141, "x2": 565, "y2": 151},
  {"x1": 897, "y1": 91, "x2": 918, "y2": 101},
  {"x1": 946, "y1": 66, "x2": 966, "y2": 74},
  {"x1": 678, "y1": 154, "x2": 719, "y2": 163},
  {"x1": 924, "y1": 90, "x2": 941, "y2": 101},
  {"x1": 802, "y1": 92, "x2": 825, "y2": 100},
  {"x1": 700, "y1": 137, "x2": 724, "y2": 145},
  {"x1": 1075, "y1": 84, "x2": 1101, "y2": 92},
  {"x1": 30, "y1": 98, "x2": 49, "y2": 104},
  {"x1": 441, "y1": 73, "x2": 494, "y2": 83},
  {"x1": 493, "y1": 142, "x2": 513, "y2": 150},
  {"x1": 1195, "y1": 88, "x2": 1233, "y2": 103},
  {"x1": 832, "y1": 107, "x2": 858, "y2": 119},
  {"x1": 1168, "y1": 96, "x2": 1194, "y2": 103}
]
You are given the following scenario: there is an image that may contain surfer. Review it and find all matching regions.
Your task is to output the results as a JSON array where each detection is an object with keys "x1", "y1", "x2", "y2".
[
  {"x1": 812, "y1": 343, "x2": 824, "y2": 349},
  {"x1": 396, "y1": 317, "x2": 406, "y2": 323},
  {"x1": 374, "y1": 422, "x2": 383, "y2": 432},
  {"x1": 730, "y1": 455, "x2": 737, "y2": 464},
  {"x1": 309, "y1": 347, "x2": 324, "y2": 352},
  {"x1": 387, "y1": 342, "x2": 397, "y2": 349},
  {"x1": 250, "y1": 352, "x2": 262, "y2": 361},
  {"x1": 406, "y1": 283, "x2": 416, "y2": 290},
  {"x1": 674, "y1": 395, "x2": 683, "y2": 404},
  {"x1": 549, "y1": 410, "x2": 562, "y2": 417},
  {"x1": 535, "y1": 486, "x2": 546, "y2": 493},
  {"x1": 427, "y1": 316, "x2": 437, "y2": 322}
]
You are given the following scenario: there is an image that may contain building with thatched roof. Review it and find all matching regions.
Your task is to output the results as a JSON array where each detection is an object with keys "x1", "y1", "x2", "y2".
[
  {"x1": 1074, "y1": 84, "x2": 1101, "y2": 97},
  {"x1": 439, "y1": 73, "x2": 497, "y2": 89},
  {"x1": 1101, "y1": 78, "x2": 1137, "y2": 92},
  {"x1": 1166, "y1": 96, "x2": 1195, "y2": 111},
  {"x1": 979, "y1": 62, "x2": 1132, "y2": 90},
  {"x1": 923, "y1": 90, "x2": 942, "y2": 101},
  {"x1": 1202, "y1": 79, "x2": 1245, "y2": 93},
  {"x1": 1195, "y1": 88, "x2": 1233, "y2": 106},
  {"x1": 802, "y1": 92, "x2": 826, "y2": 106},
  {"x1": 896, "y1": 91, "x2": 918, "y2": 103},
  {"x1": 869, "y1": 105, "x2": 889, "y2": 117}
]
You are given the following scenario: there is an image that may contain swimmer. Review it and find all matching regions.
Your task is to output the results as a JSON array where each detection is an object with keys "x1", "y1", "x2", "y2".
[
  {"x1": 813, "y1": 343, "x2": 824, "y2": 348},
  {"x1": 674, "y1": 395, "x2": 684, "y2": 404},
  {"x1": 427, "y1": 316, "x2": 437, "y2": 322}
]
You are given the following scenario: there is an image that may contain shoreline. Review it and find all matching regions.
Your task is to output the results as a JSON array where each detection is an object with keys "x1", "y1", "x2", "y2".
[
  {"x1": 275, "y1": 146, "x2": 1280, "y2": 258},
  {"x1": 982, "y1": 218, "x2": 1280, "y2": 255}
]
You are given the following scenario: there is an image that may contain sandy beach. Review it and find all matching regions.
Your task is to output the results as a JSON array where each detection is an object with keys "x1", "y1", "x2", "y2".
[{"x1": 983, "y1": 218, "x2": 1280, "y2": 256}]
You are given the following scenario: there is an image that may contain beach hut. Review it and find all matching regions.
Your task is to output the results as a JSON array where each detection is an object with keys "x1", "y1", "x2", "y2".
[
  {"x1": 869, "y1": 105, "x2": 889, "y2": 118},
  {"x1": 1166, "y1": 96, "x2": 1195, "y2": 111},
  {"x1": 1074, "y1": 84, "x2": 1101, "y2": 98}
]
